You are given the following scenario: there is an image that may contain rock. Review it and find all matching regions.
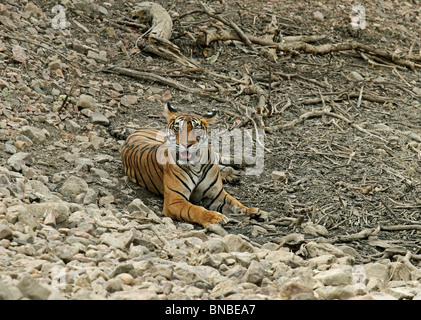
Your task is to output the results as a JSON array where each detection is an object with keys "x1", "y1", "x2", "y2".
[
  {"x1": 0, "y1": 15, "x2": 17, "y2": 30},
  {"x1": 210, "y1": 279, "x2": 239, "y2": 299},
  {"x1": 48, "y1": 59, "x2": 62, "y2": 71},
  {"x1": 350, "y1": 71, "x2": 364, "y2": 81},
  {"x1": 280, "y1": 281, "x2": 315, "y2": 300},
  {"x1": 243, "y1": 260, "x2": 264, "y2": 285},
  {"x1": 305, "y1": 242, "x2": 345, "y2": 258},
  {"x1": 127, "y1": 199, "x2": 161, "y2": 223},
  {"x1": 22, "y1": 126, "x2": 47, "y2": 144},
  {"x1": 308, "y1": 254, "x2": 337, "y2": 269},
  {"x1": 115, "y1": 273, "x2": 134, "y2": 285},
  {"x1": 100, "y1": 230, "x2": 134, "y2": 251},
  {"x1": 7, "y1": 152, "x2": 34, "y2": 171},
  {"x1": 17, "y1": 274, "x2": 51, "y2": 300},
  {"x1": 0, "y1": 223, "x2": 13, "y2": 240},
  {"x1": 265, "y1": 248, "x2": 303, "y2": 267},
  {"x1": 315, "y1": 284, "x2": 356, "y2": 300},
  {"x1": 0, "y1": 278, "x2": 22, "y2": 300},
  {"x1": 314, "y1": 267, "x2": 352, "y2": 286},
  {"x1": 59, "y1": 176, "x2": 89, "y2": 200},
  {"x1": 201, "y1": 238, "x2": 227, "y2": 254},
  {"x1": 223, "y1": 234, "x2": 254, "y2": 253},
  {"x1": 77, "y1": 94, "x2": 97, "y2": 110},
  {"x1": 87, "y1": 50, "x2": 108, "y2": 63},
  {"x1": 388, "y1": 262, "x2": 411, "y2": 282},
  {"x1": 16, "y1": 208, "x2": 41, "y2": 231},
  {"x1": 24, "y1": 2, "x2": 43, "y2": 15},
  {"x1": 12, "y1": 45, "x2": 28, "y2": 63},
  {"x1": 65, "y1": 120, "x2": 82, "y2": 134},
  {"x1": 112, "y1": 82, "x2": 124, "y2": 92},
  {"x1": 364, "y1": 262, "x2": 389, "y2": 283},
  {"x1": 383, "y1": 287, "x2": 418, "y2": 300},
  {"x1": 120, "y1": 95, "x2": 138, "y2": 107},
  {"x1": 112, "y1": 289, "x2": 158, "y2": 300},
  {"x1": 91, "y1": 112, "x2": 109, "y2": 125},
  {"x1": 271, "y1": 170, "x2": 287, "y2": 181},
  {"x1": 110, "y1": 263, "x2": 137, "y2": 279},
  {"x1": 313, "y1": 11, "x2": 324, "y2": 21},
  {"x1": 105, "y1": 278, "x2": 123, "y2": 293},
  {"x1": 355, "y1": 292, "x2": 398, "y2": 300}
]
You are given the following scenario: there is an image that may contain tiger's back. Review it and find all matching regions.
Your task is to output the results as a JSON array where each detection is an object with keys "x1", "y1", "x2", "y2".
[{"x1": 121, "y1": 128, "x2": 166, "y2": 196}]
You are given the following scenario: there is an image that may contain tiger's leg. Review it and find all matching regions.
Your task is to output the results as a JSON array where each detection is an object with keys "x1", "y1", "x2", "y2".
[
  {"x1": 163, "y1": 194, "x2": 228, "y2": 227},
  {"x1": 201, "y1": 169, "x2": 266, "y2": 220}
]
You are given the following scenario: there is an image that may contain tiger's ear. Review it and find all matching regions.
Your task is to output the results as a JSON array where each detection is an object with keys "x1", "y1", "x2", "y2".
[
  {"x1": 164, "y1": 102, "x2": 178, "y2": 119},
  {"x1": 202, "y1": 109, "x2": 217, "y2": 123}
]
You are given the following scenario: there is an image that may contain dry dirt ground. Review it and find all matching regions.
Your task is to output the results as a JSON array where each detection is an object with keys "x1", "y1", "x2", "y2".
[{"x1": 1, "y1": 0, "x2": 421, "y2": 290}]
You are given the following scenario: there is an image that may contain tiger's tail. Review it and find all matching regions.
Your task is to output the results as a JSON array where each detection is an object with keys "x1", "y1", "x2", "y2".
[{"x1": 108, "y1": 123, "x2": 134, "y2": 141}]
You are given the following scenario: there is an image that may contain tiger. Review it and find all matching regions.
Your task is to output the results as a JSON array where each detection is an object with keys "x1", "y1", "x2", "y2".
[{"x1": 113, "y1": 102, "x2": 265, "y2": 227}]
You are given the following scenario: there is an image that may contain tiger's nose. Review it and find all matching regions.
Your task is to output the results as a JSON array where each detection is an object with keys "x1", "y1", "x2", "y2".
[{"x1": 181, "y1": 143, "x2": 192, "y2": 149}]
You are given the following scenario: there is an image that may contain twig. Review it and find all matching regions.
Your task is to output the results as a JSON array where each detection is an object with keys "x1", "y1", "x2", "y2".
[
  {"x1": 271, "y1": 108, "x2": 387, "y2": 142},
  {"x1": 380, "y1": 224, "x2": 421, "y2": 232},
  {"x1": 197, "y1": 1, "x2": 252, "y2": 47},
  {"x1": 58, "y1": 81, "x2": 77, "y2": 112},
  {"x1": 332, "y1": 228, "x2": 376, "y2": 243},
  {"x1": 103, "y1": 66, "x2": 229, "y2": 103}
]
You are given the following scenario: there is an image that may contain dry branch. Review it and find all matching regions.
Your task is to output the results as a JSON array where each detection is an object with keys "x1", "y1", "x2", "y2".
[
  {"x1": 271, "y1": 108, "x2": 387, "y2": 142},
  {"x1": 103, "y1": 66, "x2": 229, "y2": 103},
  {"x1": 197, "y1": 27, "x2": 326, "y2": 47},
  {"x1": 198, "y1": 31, "x2": 421, "y2": 69},
  {"x1": 131, "y1": 2, "x2": 197, "y2": 68},
  {"x1": 131, "y1": 2, "x2": 173, "y2": 39},
  {"x1": 196, "y1": 1, "x2": 252, "y2": 47}
]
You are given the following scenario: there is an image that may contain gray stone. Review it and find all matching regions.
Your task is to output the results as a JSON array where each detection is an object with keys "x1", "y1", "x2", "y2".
[
  {"x1": 90, "y1": 168, "x2": 109, "y2": 179},
  {"x1": 22, "y1": 126, "x2": 46, "y2": 144},
  {"x1": 17, "y1": 274, "x2": 51, "y2": 300},
  {"x1": 105, "y1": 278, "x2": 123, "y2": 293},
  {"x1": 0, "y1": 16, "x2": 17, "y2": 30},
  {"x1": 65, "y1": 120, "x2": 82, "y2": 135},
  {"x1": 223, "y1": 234, "x2": 254, "y2": 253},
  {"x1": 111, "y1": 289, "x2": 158, "y2": 300},
  {"x1": 26, "y1": 202, "x2": 70, "y2": 227},
  {"x1": 0, "y1": 278, "x2": 22, "y2": 300},
  {"x1": 7, "y1": 152, "x2": 34, "y2": 171},
  {"x1": 76, "y1": 94, "x2": 97, "y2": 110},
  {"x1": 100, "y1": 230, "x2": 134, "y2": 250},
  {"x1": 91, "y1": 112, "x2": 109, "y2": 125},
  {"x1": 201, "y1": 238, "x2": 227, "y2": 254},
  {"x1": 87, "y1": 50, "x2": 108, "y2": 63},
  {"x1": 110, "y1": 263, "x2": 137, "y2": 279},
  {"x1": 0, "y1": 223, "x2": 13, "y2": 240},
  {"x1": 59, "y1": 175, "x2": 89, "y2": 199},
  {"x1": 314, "y1": 267, "x2": 352, "y2": 286},
  {"x1": 364, "y1": 262, "x2": 389, "y2": 283},
  {"x1": 243, "y1": 260, "x2": 264, "y2": 285}
]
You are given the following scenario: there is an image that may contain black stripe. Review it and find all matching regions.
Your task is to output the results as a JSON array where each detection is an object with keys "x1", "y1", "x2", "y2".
[
  {"x1": 186, "y1": 205, "x2": 193, "y2": 221},
  {"x1": 168, "y1": 200, "x2": 186, "y2": 206},
  {"x1": 217, "y1": 194, "x2": 228, "y2": 213},
  {"x1": 144, "y1": 147, "x2": 161, "y2": 194},
  {"x1": 201, "y1": 174, "x2": 219, "y2": 197},
  {"x1": 167, "y1": 187, "x2": 189, "y2": 201},
  {"x1": 206, "y1": 187, "x2": 223, "y2": 209},
  {"x1": 196, "y1": 163, "x2": 213, "y2": 186},
  {"x1": 170, "y1": 166, "x2": 192, "y2": 192}
]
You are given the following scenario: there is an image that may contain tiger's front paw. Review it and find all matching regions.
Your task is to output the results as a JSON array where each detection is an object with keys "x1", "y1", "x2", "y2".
[
  {"x1": 244, "y1": 207, "x2": 268, "y2": 222},
  {"x1": 200, "y1": 211, "x2": 229, "y2": 227},
  {"x1": 219, "y1": 166, "x2": 241, "y2": 185}
]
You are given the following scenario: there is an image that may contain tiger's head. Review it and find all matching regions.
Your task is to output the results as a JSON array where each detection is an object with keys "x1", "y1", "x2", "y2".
[{"x1": 164, "y1": 102, "x2": 216, "y2": 165}]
